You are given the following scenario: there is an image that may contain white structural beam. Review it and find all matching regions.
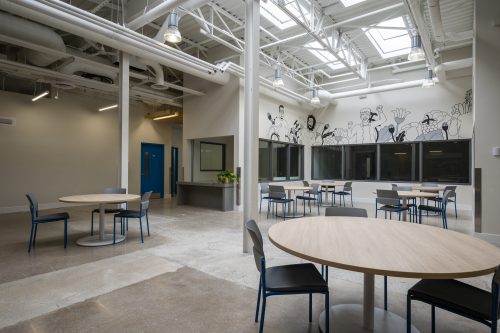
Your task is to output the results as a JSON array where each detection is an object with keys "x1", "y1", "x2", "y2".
[
  {"x1": 119, "y1": 51, "x2": 130, "y2": 191},
  {"x1": 243, "y1": 0, "x2": 260, "y2": 253},
  {"x1": 403, "y1": 0, "x2": 436, "y2": 68}
]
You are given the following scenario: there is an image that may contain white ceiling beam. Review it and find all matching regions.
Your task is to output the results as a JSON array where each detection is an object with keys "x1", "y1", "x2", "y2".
[{"x1": 403, "y1": 0, "x2": 436, "y2": 68}]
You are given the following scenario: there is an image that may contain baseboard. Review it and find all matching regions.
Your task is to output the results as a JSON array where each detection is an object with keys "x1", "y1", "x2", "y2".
[
  {"x1": 0, "y1": 202, "x2": 84, "y2": 214},
  {"x1": 474, "y1": 232, "x2": 500, "y2": 247}
]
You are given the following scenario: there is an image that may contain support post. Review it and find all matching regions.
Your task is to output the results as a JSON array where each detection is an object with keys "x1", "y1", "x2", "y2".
[
  {"x1": 243, "y1": 0, "x2": 260, "y2": 253},
  {"x1": 119, "y1": 51, "x2": 130, "y2": 191}
]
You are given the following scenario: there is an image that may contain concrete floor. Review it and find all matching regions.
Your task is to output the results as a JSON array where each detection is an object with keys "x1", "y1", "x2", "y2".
[{"x1": 0, "y1": 197, "x2": 495, "y2": 332}]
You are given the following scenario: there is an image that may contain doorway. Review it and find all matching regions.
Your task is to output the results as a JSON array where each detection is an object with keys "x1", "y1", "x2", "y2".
[
  {"x1": 171, "y1": 146, "x2": 179, "y2": 197},
  {"x1": 141, "y1": 143, "x2": 164, "y2": 198}
]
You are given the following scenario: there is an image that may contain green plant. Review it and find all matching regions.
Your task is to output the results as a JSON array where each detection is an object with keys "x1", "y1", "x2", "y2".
[{"x1": 216, "y1": 170, "x2": 236, "y2": 184}]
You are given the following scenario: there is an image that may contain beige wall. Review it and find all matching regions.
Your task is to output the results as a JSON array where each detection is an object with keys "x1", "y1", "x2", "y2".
[
  {"x1": 191, "y1": 136, "x2": 234, "y2": 182},
  {"x1": 473, "y1": 0, "x2": 500, "y2": 237},
  {"x1": 0, "y1": 90, "x2": 179, "y2": 212}
]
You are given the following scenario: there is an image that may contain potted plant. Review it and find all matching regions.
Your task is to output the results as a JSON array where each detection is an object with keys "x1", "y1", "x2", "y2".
[{"x1": 216, "y1": 170, "x2": 236, "y2": 184}]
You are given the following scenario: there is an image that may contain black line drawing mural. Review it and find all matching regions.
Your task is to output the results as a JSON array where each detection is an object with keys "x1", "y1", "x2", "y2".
[
  {"x1": 306, "y1": 115, "x2": 316, "y2": 131},
  {"x1": 266, "y1": 104, "x2": 303, "y2": 144}
]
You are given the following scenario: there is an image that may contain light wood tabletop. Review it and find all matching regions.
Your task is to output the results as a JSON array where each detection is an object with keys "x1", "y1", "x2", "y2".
[
  {"x1": 397, "y1": 191, "x2": 438, "y2": 198},
  {"x1": 268, "y1": 216, "x2": 500, "y2": 279},
  {"x1": 280, "y1": 185, "x2": 312, "y2": 191},
  {"x1": 319, "y1": 181, "x2": 346, "y2": 187},
  {"x1": 59, "y1": 193, "x2": 140, "y2": 204},
  {"x1": 413, "y1": 185, "x2": 447, "y2": 192}
]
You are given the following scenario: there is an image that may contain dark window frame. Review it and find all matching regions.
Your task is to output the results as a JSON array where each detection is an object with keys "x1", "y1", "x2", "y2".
[
  {"x1": 258, "y1": 138, "x2": 304, "y2": 182},
  {"x1": 199, "y1": 141, "x2": 226, "y2": 171}
]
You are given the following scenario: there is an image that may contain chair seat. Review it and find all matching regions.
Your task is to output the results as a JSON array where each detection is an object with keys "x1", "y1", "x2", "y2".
[
  {"x1": 428, "y1": 197, "x2": 455, "y2": 203},
  {"x1": 334, "y1": 191, "x2": 351, "y2": 195},
  {"x1": 114, "y1": 210, "x2": 142, "y2": 218},
  {"x1": 35, "y1": 212, "x2": 69, "y2": 223},
  {"x1": 265, "y1": 263, "x2": 328, "y2": 293},
  {"x1": 409, "y1": 279, "x2": 496, "y2": 322},
  {"x1": 270, "y1": 198, "x2": 294, "y2": 203},
  {"x1": 92, "y1": 207, "x2": 125, "y2": 214},
  {"x1": 378, "y1": 205, "x2": 409, "y2": 212},
  {"x1": 295, "y1": 195, "x2": 317, "y2": 201},
  {"x1": 418, "y1": 205, "x2": 442, "y2": 212}
]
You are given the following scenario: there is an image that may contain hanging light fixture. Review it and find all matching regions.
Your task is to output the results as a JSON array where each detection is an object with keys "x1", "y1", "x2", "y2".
[
  {"x1": 310, "y1": 87, "x2": 320, "y2": 105},
  {"x1": 164, "y1": 12, "x2": 182, "y2": 44},
  {"x1": 422, "y1": 68, "x2": 435, "y2": 88},
  {"x1": 408, "y1": 34, "x2": 425, "y2": 61},
  {"x1": 273, "y1": 65, "x2": 284, "y2": 88}
]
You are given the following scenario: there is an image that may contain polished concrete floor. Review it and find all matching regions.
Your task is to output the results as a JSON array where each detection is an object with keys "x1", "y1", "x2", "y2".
[{"x1": 0, "y1": 197, "x2": 495, "y2": 332}]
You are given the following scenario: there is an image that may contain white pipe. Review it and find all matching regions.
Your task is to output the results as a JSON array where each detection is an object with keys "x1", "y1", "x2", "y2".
[
  {"x1": 0, "y1": 12, "x2": 65, "y2": 66},
  {"x1": 427, "y1": 0, "x2": 445, "y2": 42},
  {"x1": 327, "y1": 80, "x2": 425, "y2": 99},
  {"x1": 0, "y1": 0, "x2": 229, "y2": 85},
  {"x1": 59, "y1": 61, "x2": 118, "y2": 82},
  {"x1": 138, "y1": 58, "x2": 164, "y2": 88}
]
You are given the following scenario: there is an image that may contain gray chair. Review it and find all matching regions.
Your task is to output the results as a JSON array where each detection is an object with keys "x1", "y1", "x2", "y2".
[
  {"x1": 302, "y1": 180, "x2": 310, "y2": 187},
  {"x1": 91, "y1": 187, "x2": 126, "y2": 236},
  {"x1": 296, "y1": 183, "x2": 321, "y2": 215},
  {"x1": 427, "y1": 185, "x2": 458, "y2": 218},
  {"x1": 375, "y1": 189, "x2": 411, "y2": 221},
  {"x1": 26, "y1": 193, "x2": 70, "y2": 252},
  {"x1": 417, "y1": 190, "x2": 454, "y2": 229},
  {"x1": 392, "y1": 185, "x2": 417, "y2": 219},
  {"x1": 267, "y1": 185, "x2": 294, "y2": 220},
  {"x1": 407, "y1": 265, "x2": 500, "y2": 333},
  {"x1": 245, "y1": 220, "x2": 330, "y2": 333},
  {"x1": 259, "y1": 183, "x2": 270, "y2": 213},
  {"x1": 333, "y1": 181, "x2": 353, "y2": 207},
  {"x1": 113, "y1": 191, "x2": 152, "y2": 243}
]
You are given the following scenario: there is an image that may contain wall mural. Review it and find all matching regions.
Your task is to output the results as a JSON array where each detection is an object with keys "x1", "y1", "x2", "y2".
[{"x1": 264, "y1": 89, "x2": 472, "y2": 146}]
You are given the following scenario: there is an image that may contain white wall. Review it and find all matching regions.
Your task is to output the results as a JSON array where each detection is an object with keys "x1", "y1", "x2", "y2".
[
  {"x1": 0, "y1": 90, "x2": 179, "y2": 212},
  {"x1": 473, "y1": 0, "x2": 500, "y2": 237}
]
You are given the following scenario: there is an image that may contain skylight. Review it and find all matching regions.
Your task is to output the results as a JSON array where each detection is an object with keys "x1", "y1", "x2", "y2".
[
  {"x1": 340, "y1": 0, "x2": 368, "y2": 7},
  {"x1": 364, "y1": 17, "x2": 411, "y2": 59},
  {"x1": 260, "y1": 1, "x2": 306, "y2": 30},
  {"x1": 305, "y1": 41, "x2": 345, "y2": 71}
]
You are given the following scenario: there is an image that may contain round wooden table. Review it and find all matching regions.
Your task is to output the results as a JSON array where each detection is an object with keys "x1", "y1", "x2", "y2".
[
  {"x1": 319, "y1": 181, "x2": 346, "y2": 206},
  {"x1": 268, "y1": 216, "x2": 500, "y2": 333},
  {"x1": 412, "y1": 185, "x2": 446, "y2": 192},
  {"x1": 59, "y1": 194, "x2": 140, "y2": 246}
]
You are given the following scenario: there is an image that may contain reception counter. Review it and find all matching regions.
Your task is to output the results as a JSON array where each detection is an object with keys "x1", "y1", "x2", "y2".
[{"x1": 177, "y1": 181, "x2": 235, "y2": 211}]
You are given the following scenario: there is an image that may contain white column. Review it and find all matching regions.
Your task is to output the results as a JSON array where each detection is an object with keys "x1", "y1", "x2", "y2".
[
  {"x1": 243, "y1": 0, "x2": 260, "y2": 253},
  {"x1": 119, "y1": 52, "x2": 130, "y2": 191}
]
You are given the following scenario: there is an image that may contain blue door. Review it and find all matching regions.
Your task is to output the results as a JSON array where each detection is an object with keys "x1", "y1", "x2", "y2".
[
  {"x1": 141, "y1": 143, "x2": 164, "y2": 198},
  {"x1": 171, "y1": 146, "x2": 179, "y2": 196}
]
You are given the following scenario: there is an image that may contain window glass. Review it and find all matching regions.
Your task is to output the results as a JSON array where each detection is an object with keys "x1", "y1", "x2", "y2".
[
  {"x1": 422, "y1": 141, "x2": 470, "y2": 183},
  {"x1": 271, "y1": 142, "x2": 288, "y2": 181},
  {"x1": 380, "y1": 143, "x2": 416, "y2": 181},
  {"x1": 289, "y1": 145, "x2": 303, "y2": 180},
  {"x1": 345, "y1": 145, "x2": 377, "y2": 180},
  {"x1": 312, "y1": 146, "x2": 342, "y2": 179},
  {"x1": 258, "y1": 140, "x2": 270, "y2": 181}
]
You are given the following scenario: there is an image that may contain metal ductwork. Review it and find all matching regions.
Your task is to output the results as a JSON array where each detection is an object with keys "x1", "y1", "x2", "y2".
[
  {"x1": 0, "y1": 0, "x2": 230, "y2": 85},
  {"x1": 138, "y1": 58, "x2": 165, "y2": 90},
  {"x1": 0, "y1": 11, "x2": 66, "y2": 67},
  {"x1": 427, "y1": 0, "x2": 473, "y2": 42},
  {"x1": 59, "y1": 61, "x2": 118, "y2": 83}
]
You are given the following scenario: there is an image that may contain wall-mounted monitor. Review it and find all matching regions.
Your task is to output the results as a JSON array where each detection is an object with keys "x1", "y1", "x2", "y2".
[{"x1": 200, "y1": 142, "x2": 225, "y2": 171}]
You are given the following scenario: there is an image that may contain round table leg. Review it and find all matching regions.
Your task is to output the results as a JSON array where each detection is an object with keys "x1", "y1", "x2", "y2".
[
  {"x1": 76, "y1": 203, "x2": 125, "y2": 246},
  {"x1": 99, "y1": 203, "x2": 105, "y2": 240},
  {"x1": 402, "y1": 197, "x2": 409, "y2": 221},
  {"x1": 364, "y1": 273, "x2": 375, "y2": 329}
]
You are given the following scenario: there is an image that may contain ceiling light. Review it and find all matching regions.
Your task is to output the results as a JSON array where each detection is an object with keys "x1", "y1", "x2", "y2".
[
  {"x1": 32, "y1": 90, "x2": 49, "y2": 102},
  {"x1": 408, "y1": 34, "x2": 425, "y2": 61},
  {"x1": 340, "y1": 0, "x2": 367, "y2": 7},
  {"x1": 310, "y1": 88, "x2": 320, "y2": 105},
  {"x1": 98, "y1": 104, "x2": 118, "y2": 112},
  {"x1": 164, "y1": 12, "x2": 182, "y2": 44},
  {"x1": 153, "y1": 112, "x2": 179, "y2": 120},
  {"x1": 422, "y1": 68, "x2": 435, "y2": 88},
  {"x1": 273, "y1": 66, "x2": 284, "y2": 88}
]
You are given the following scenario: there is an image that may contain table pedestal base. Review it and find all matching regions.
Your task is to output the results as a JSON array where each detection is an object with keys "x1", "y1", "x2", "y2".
[
  {"x1": 76, "y1": 234, "x2": 125, "y2": 247},
  {"x1": 318, "y1": 304, "x2": 420, "y2": 333}
]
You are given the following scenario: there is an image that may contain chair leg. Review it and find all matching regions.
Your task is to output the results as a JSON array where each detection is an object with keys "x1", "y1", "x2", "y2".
[
  {"x1": 407, "y1": 294, "x2": 412, "y2": 333},
  {"x1": 146, "y1": 211, "x2": 150, "y2": 236},
  {"x1": 255, "y1": 278, "x2": 262, "y2": 322},
  {"x1": 431, "y1": 305, "x2": 436, "y2": 333},
  {"x1": 351, "y1": 194, "x2": 353, "y2": 207},
  {"x1": 28, "y1": 223, "x2": 35, "y2": 252},
  {"x1": 259, "y1": 197, "x2": 262, "y2": 213},
  {"x1": 259, "y1": 294, "x2": 267, "y2": 333},
  {"x1": 419, "y1": 209, "x2": 422, "y2": 224},
  {"x1": 384, "y1": 276, "x2": 388, "y2": 310},
  {"x1": 139, "y1": 217, "x2": 144, "y2": 243},
  {"x1": 454, "y1": 201, "x2": 458, "y2": 218},
  {"x1": 91, "y1": 212, "x2": 94, "y2": 236},
  {"x1": 33, "y1": 224, "x2": 38, "y2": 246},
  {"x1": 321, "y1": 264, "x2": 324, "y2": 278},
  {"x1": 325, "y1": 291, "x2": 330, "y2": 333},
  {"x1": 64, "y1": 219, "x2": 67, "y2": 249},
  {"x1": 113, "y1": 217, "x2": 117, "y2": 244},
  {"x1": 326, "y1": 266, "x2": 329, "y2": 282},
  {"x1": 309, "y1": 293, "x2": 312, "y2": 322}
]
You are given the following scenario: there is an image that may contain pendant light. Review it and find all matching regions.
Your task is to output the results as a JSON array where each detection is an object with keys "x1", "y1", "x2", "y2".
[
  {"x1": 310, "y1": 87, "x2": 320, "y2": 105},
  {"x1": 273, "y1": 65, "x2": 284, "y2": 88},
  {"x1": 422, "y1": 68, "x2": 435, "y2": 88},
  {"x1": 164, "y1": 12, "x2": 182, "y2": 44},
  {"x1": 408, "y1": 34, "x2": 425, "y2": 61}
]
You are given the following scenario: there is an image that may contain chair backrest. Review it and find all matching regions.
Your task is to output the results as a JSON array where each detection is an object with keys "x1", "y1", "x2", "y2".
[
  {"x1": 422, "y1": 182, "x2": 438, "y2": 187},
  {"x1": 268, "y1": 185, "x2": 285, "y2": 200},
  {"x1": 260, "y1": 183, "x2": 269, "y2": 194},
  {"x1": 303, "y1": 180, "x2": 310, "y2": 187},
  {"x1": 140, "y1": 191, "x2": 152, "y2": 213},
  {"x1": 492, "y1": 265, "x2": 500, "y2": 319},
  {"x1": 343, "y1": 181, "x2": 353, "y2": 191},
  {"x1": 308, "y1": 183, "x2": 320, "y2": 195},
  {"x1": 376, "y1": 189, "x2": 401, "y2": 206},
  {"x1": 442, "y1": 190, "x2": 454, "y2": 207},
  {"x1": 25, "y1": 192, "x2": 38, "y2": 218},
  {"x1": 391, "y1": 184, "x2": 398, "y2": 190},
  {"x1": 325, "y1": 207, "x2": 368, "y2": 217},
  {"x1": 443, "y1": 185, "x2": 457, "y2": 198},
  {"x1": 245, "y1": 220, "x2": 265, "y2": 272},
  {"x1": 396, "y1": 185, "x2": 413, "y2": 191},
  {"x1": 103, "y1": 187, "x2": 126, "y2": 194}
]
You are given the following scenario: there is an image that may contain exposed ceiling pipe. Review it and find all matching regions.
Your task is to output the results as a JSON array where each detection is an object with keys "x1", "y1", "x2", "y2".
[
  {"x1": 327, "y1": 80, "x2": 425, "y2": 99},
  {"x1": 434, "y1": 58, "x2": 472, "y2": 82},
  {"x1": 138, "y1": 58, "x2": 165, "y2": 89},
  {"x1": 427, "y1": 0, "x2": 445, "y2": 42},
  {"x1": 59, "y1": 61, "x2": 118, "y2": 82},
  {"x1": 0, "y1": 0, "x2": 230, "y2": 85},
  {"x1": 0, "y1": 12, "x2": 66, "y2": 67}
]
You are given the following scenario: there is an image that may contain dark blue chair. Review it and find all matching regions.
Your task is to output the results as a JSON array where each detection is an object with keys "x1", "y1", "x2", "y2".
[
  {"x1": 375, "y1": 189, "x2": 411, "y2": 221},
  {"x1": 90, "y1": 187, "x2": 126, "y2": 236},
  {"x1": 427, "y1": 185, "x2": 458, "y2": 218},
  {"x1": 295, "y1": 183, "x2": 321, "y2": 215},
  {"x1": 334, "y1": 181, "x2": 353, "y2": 207},
  {"x1": 26, "y1": 192, "x2": 69, "y2": 253},
  {"x1": 245, "y1": 220, "x2": 329, "y2": 333},
  {"x1": 417, "y1": 190, "x2": 453, "y2": 229},
  {"x1": 407, "y1": 265, "x2": 500, "y2": 333},
  {"x1": 259, "y1": 183, "x2": 270, "y2": 213},
  {"x1": 267, "y1": 185, "x2": 294, "y2": 220},
  {"x1": 113, "y1": 191, "x2": 152, "y2": 243}
]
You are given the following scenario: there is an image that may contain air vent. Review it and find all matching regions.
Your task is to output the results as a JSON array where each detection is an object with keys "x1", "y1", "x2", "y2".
[{"x1": 0, "y1": 117, "x2": 16, "y2": 126}]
